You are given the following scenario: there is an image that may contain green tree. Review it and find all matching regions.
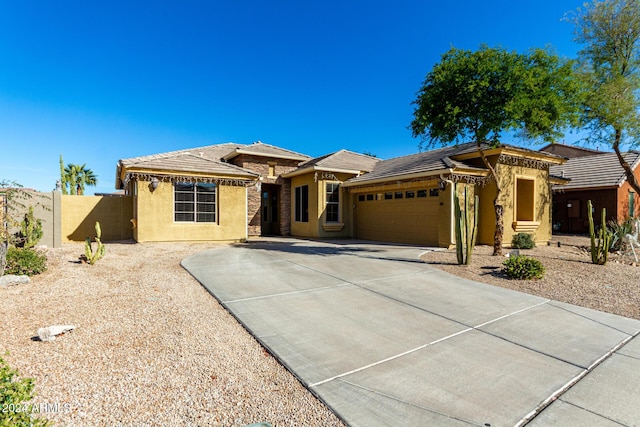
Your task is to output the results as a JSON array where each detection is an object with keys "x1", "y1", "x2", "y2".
[
  {"x1": 64, "y1": 163, "x2": 98, "y2": 195},
  {"x1": 568, "y1": 0, "x2": 640, "y2": 194},
  {"x1": 410, "y1": 46, "x2": 580, "y2": 255}
]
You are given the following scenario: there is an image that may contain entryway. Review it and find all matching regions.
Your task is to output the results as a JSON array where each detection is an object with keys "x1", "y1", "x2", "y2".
[{"x1": 260, "y1": 184, "x2": 280, "y2": 235}]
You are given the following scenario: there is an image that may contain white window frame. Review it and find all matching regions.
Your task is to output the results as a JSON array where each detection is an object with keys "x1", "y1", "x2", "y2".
[
  {"x1": 325, "y1": 182, "x2": 340, "y2": 223},
  {"x1": 174, "y1": 182, "x2": 217, "y2": 223}
]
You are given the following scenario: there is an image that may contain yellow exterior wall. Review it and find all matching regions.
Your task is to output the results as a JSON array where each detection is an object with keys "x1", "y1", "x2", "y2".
[
  {"x1": 134, "y1": 180, "x2": 247, "y2": 242},
  {"x1": 290, "y1": 173, "x2": 319, "y2": 237},
  {"x1": 290, "y1": 171, "x2": 378, "y2": 239},
  {"x1": 62, "y1": 195, "x2": 133, "y2": 242},
  {"x1": 476, "y1": 163, "x2": 552, "y2": 246}
]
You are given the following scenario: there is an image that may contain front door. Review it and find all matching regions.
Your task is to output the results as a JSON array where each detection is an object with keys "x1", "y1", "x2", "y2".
[{"x1": 261, "y1": 185, "x2": 280, "y2": 235}]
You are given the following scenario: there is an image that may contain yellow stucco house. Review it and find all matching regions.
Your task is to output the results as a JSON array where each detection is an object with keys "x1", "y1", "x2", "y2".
[{"x1": 115, "y1": 141, "x2": 565, "y2": 247}]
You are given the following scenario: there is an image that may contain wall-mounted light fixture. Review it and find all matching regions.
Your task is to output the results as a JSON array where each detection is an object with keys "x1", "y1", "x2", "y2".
[{"x1": 150, "y1": 177, "x2": 160, "y2": 191}]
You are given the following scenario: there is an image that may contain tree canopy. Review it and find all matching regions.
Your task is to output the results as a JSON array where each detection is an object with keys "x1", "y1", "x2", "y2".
[
  {"x1": 410, "y1": 45, "x2": 581, "y2": 254},
  {"x1": 410, "y1": 45, "x2": 581, "y2": 148},
  {"x1": 63, "y1": 164, "x2": 98, "y2": 195},
  {"x1": 568, "y1": 0, "x2": 640, "y2": 193}
]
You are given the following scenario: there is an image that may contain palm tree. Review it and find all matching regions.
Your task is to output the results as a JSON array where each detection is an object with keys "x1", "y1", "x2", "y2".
[{"x1": 64, "y1": 164, "x2": 98, "y2": 195}]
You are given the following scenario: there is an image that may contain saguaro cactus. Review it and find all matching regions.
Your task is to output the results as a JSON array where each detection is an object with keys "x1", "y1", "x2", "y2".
[
  {"x1": 454, "y1": 184, "x2": 479, "y2": 265},
  {"x1": 84, "y1": 221, "x2": 106, "y2": 265},
  {"x1": 587, "y1": 200, "x2": 610, "y2": 265}
]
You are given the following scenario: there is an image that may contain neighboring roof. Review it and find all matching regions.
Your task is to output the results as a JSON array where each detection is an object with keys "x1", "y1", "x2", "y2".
[
  {"x1": 282, "y1": 150, "x2": 380, "y2": 178},
  {"x1": 344, "y1": 142, "x2": 563, "y2": 186},
  {"x1": 540, "y1": 143, "x2": 605, "y2": 158},
  {"x1": 550, "y1": 151, "x2": 640, "y2": 190},
  {"x1": 221, "y1": 141, "x2": 311, "y2": 162}
]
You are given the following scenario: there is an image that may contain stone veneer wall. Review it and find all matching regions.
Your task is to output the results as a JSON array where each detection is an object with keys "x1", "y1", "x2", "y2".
[{"x1": 229, "y1": 154, "x2": 302, "y2": 236}]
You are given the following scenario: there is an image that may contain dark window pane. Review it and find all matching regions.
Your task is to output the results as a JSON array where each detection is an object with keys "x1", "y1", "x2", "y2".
[
  {"x1": 175, "y1": 192, "x2": 194, "y2": 202},
  {"x1": 417, "y1": 190, "x2": 427, "y2": 198},
  {"x1": 366, "y1": 194, "x2": 374, "y2": 201},
  {"x1": 326, "y1": 204, "x2": 339, "y2": 222},
  {"x1": 175, "y1": 212, "x2": 194, "y2": 222},
  {"x1": 197, "y1": 193, "x2": 216, "y2": 203},
  {"x1": 295, "y1": 185, "x2": 309, "y2": 222},
  {"x1": 197, "y1": 203, "x2": 216, "y2": 213},
  {"x1": 430, "y1": 188, "x2": 439, "y2": 197},
  {"x1": 302, "y1": 185, "x2": 309, "y2": 222},
  {"x1": 395, "y1": 192, "x2": 403, "y2": 199},
  {"x1": 358, "y1": 195, "x2": 365, "y2": 202},
  {"x1": 197, "y1": 213, "x2": 216, "y2": 222},
  {"x1": 384, "y1": 193, "x2": 393, "y2": 200},
  {"x1": 175, "y1": 202, "x2": 194, "y2": 212},
  {"x1": 406, "y1": 191, "x2": 415, "y2": 198}
]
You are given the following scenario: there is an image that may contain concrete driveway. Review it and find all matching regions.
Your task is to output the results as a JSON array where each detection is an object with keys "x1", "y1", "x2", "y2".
[{"x1": 182, "y1": 238, "x2": 640, "y2": 426}]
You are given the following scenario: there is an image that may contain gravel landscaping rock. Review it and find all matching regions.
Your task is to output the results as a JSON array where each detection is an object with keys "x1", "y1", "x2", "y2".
[
  {"x1": 0, "y1": 242, "x2": 345, "y2": 427},
  {"x1": 420, "y1": 234, "x2": 640, "y2": 320}
]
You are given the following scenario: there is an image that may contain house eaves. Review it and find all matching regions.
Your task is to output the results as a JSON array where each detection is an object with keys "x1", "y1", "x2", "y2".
[
  {"x1": 281, "y1": 165, "x2": 369, "y2": 179},
  {"x1": 452, "y1": 146, "x2": 567, "y2": 165},
  {"x1": 343, "y1": 167, "x2": 490, "y2": 188}
]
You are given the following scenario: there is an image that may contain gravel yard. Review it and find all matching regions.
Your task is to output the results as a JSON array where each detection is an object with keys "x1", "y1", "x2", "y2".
[
  {"x1": 3, "y1": 235, "x2": 639, "y2": 426},
  {"x1": 1, "y1": 242, "x2": 345, "y2": 427},
  {"x1": 420, "y1": 234, "x2": 640, "y2": 320}
]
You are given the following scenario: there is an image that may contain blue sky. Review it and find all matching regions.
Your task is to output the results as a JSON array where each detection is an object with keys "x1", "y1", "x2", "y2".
[{"x1": 1, "y1": 0, "x2": 587, "y2": 193}]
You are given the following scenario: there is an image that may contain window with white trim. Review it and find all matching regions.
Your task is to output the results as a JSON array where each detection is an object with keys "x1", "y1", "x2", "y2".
[
  {"x1": 174, "y1": 182, "x2": 217, "y2": 222},
  {"x1": 325, "y1": 183, "x2": 340, "y2": 222}
]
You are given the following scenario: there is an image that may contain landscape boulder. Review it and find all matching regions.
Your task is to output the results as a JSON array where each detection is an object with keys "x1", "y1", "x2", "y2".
[
  {"x1": 37, "y1": 325, "x2": 76, "y2": 342},
  {"x1": 0, "y1": 275, "x2": 30, "y2": 287}
]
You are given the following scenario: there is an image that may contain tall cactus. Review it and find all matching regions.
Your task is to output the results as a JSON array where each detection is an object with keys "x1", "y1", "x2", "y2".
[
  {"x1": 454, "y1": 184, "x2": 479, "y2": 265},
  {"x1": 84, "y1": 221, "x2": 106, "y2": 265},
  {"x1": 587, "y1": 200, "x2": 610, "y2": 265}
]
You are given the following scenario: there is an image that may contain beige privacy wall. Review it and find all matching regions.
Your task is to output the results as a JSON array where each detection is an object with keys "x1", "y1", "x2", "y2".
[{"x1": 61, "y1": 194, "x2": 134, "y2": 242}]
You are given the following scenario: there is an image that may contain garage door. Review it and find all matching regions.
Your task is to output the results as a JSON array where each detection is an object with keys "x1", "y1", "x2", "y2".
[{"x1": 355, "y1": 188, "x2": 441, "y2": 246}]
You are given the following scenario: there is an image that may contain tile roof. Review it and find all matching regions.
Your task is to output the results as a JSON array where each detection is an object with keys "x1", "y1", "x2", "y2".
[
  {"x1": 345, "y1": 142, "x2": 488, "y2": 184},
  {"x1": 118, "y1": 141, "x2": 310, "y2": 178},
  {"x1": 123, "y1": 152, "x2": 258, "y2": 177},
  {"x1": 296, "y1": 149, "x2": 380, "y2": 172},
  {"x1": 551, "y1": 151, "x2": 640, "y2": 190},
  {"x1": 221, "y1": 141, "x2": 311, "y2": 161},
  {"x1": 540, "y1": 143, "x2": 604, "y2": 158}
]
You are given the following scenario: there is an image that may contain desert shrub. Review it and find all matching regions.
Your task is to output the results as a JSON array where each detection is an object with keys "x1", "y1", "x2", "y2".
[
  {"x1": 607, "y1": 217, "x2": 635, "y2": 252},
  {"x1": 511, "y1": 233, "x2": 535, "y2": 249},
  {"x1": 0, "y1": 354, "x2": 51, "y2": 426},
  {"x1": 16, "y1": 207, "x2": 43, "y2": 249},
  {"x1": 4, "y1": 247, "x2": 47, "y2": 276},
  {"x1": 503, "y1": 255, "x2": 545, "y2": 280}
]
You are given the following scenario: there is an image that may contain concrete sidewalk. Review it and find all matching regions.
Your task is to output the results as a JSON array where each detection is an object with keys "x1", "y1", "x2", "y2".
[{"x1": 182, "y1": 238, "x2": 640, "y2": 426}]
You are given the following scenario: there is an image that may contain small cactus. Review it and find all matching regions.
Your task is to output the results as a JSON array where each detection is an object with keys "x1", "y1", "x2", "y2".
[
  {"x1": 587, "y1": 200, "x2": 611, "y2": 265},
  {"x1": 84, "y1": 221, "x2": 106, "y2": 265}
]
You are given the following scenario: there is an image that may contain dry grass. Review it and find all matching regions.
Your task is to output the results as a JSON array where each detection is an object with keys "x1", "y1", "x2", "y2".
[{"x1": 420, "y1": 234, "x2": 640, "y2": 320}]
